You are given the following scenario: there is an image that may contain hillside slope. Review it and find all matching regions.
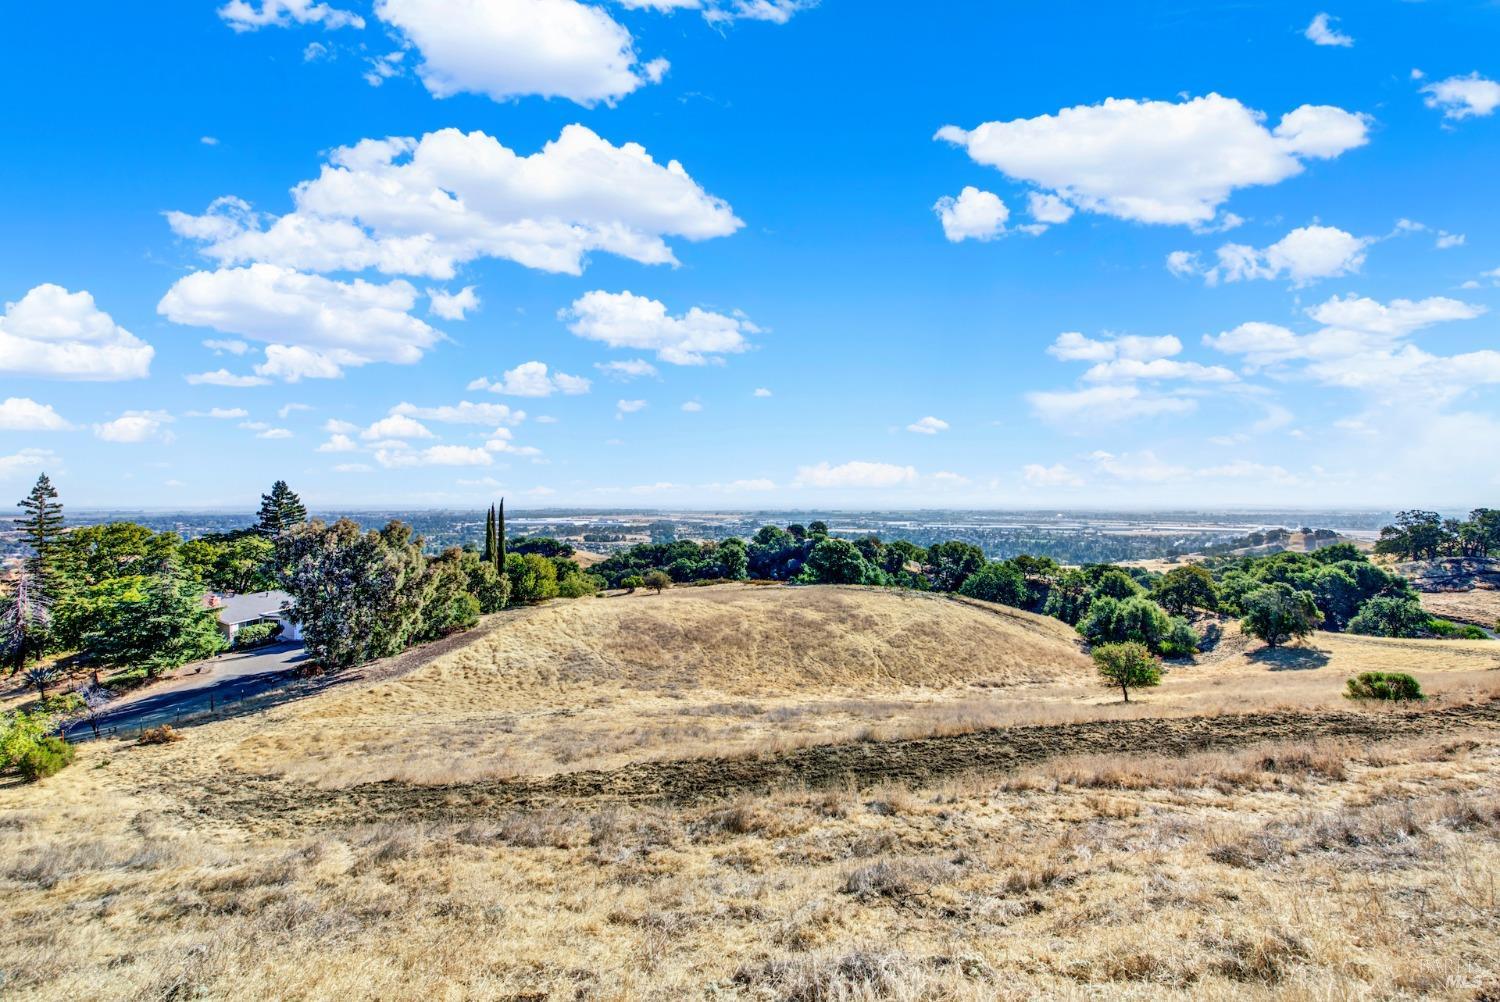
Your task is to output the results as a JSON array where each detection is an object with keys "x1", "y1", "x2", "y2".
[{"x1": 225, "y1": 585, "x2": 1092, "y2": 784}]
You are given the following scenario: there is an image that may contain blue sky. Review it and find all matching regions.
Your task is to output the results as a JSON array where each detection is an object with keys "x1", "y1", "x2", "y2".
[{"x1": 1, "y1": 1, "x2": 1497, "y2": 510}]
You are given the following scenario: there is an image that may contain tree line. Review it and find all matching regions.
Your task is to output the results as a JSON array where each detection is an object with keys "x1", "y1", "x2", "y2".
[{"x1": 1373, "y1": 509, "x2": 1499, "y2": 561}]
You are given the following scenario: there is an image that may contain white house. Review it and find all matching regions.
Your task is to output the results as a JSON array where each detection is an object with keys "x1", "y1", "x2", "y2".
[{"x1": 208, "y1": 590, "x2": 301, "y2": 645}]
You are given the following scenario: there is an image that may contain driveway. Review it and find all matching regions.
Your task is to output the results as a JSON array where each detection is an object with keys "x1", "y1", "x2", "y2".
[{"x1": 65, "y1": 642, "x2": 311, "y2": 740}]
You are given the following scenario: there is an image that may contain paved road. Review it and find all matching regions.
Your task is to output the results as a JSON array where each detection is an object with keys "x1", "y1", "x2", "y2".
[{"x1": 64, "y1": 643, "x2": 311, "y2": 740}]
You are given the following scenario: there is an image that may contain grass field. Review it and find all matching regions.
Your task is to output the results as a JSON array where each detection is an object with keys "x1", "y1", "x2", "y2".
[
  {"x1": 3, "y1": 583, "x2": 1499, "y2": 999},
  {"x1": 1422, "y1": 589, "x2": 1500, "y2": 631}
]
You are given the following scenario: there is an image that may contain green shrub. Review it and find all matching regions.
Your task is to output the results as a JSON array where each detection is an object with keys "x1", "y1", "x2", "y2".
[
  {"x1": 1, "y1": 711, "x2": 75, "y2": 782},
  {"x1": 1159, "y1": 617, "x2": 1202, "y2": 658},
  {"x1": 1345, "y1": 671, "x2": 1424, "y2": 702},
  {"x1": 621, "y1": 574, "x2": 645, "y2": 593},
  {"x1": 1425, "y1": 619, "x2": 1488, "y2": 640},
  {"x1": 234, "y1": 620, "x2": 283, "y2": 649},
  {"x1": 35, "y1": 692, "x2": 84, "y2": 716},
  {"x1": 17, "y1": 736, "x2": 75, "y2": 781},
  {"x1": 557, "y1": 572, "x2": 600, "y2": 598}
]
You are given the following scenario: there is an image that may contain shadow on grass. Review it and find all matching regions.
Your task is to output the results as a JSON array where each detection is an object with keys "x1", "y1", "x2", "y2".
[{"x1": 1248, "y1": 645, "x2": 1332, "y2": 671}]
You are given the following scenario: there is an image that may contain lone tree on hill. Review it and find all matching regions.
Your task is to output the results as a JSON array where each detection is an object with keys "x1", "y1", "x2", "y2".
[
  {"x1": 17, "y1": 474, "x2": 64, "y2": 592},
  {"x1": 256, "y1": 480, "x2": 308, "y2": 536},
  {"x1": 1240, "y1": 583, "x2": 1322, "y2": 649},
  {"x1": 1092, "y1": 641, "x2": 1162, "y2": 703},
  {"x1": 643, "y1": 570, "x2": 672, "y2": 595},
  {"x1": 481, "y1": 500, "x2": 506, "y2": 571}
]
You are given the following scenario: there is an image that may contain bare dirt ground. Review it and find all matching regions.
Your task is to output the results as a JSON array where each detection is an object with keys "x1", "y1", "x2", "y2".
[{"x1": 4, "y1": 584, "x2": 1500, "y2": 1000}]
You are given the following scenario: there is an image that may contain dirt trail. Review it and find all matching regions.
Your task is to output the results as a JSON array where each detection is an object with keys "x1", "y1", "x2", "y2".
[{"x1": 186, "y1": 699, "x2": 1500, "y2": 834}]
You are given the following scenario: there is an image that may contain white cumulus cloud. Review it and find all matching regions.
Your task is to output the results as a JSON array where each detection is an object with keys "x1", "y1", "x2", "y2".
[
  {"x1": 1420, "y1": 73, "x2": 1500, "y2": 121},
  {"x1": 159, "y1": 263, "x2": 441, "y2": 380},
  {"x1": 167, "y1": 126, "x2": 741, "y2": 280},
  {"x1": 564, "y1": 290, "x2": 756, "y2": 365},
  {"x1": 1304, "y1": 13, "x2": 1353, "y2": 47},
  {"x1": 375, "y1": 0, "x2": 663, "y2": 106},
  {"x1": 933, "y1": 186, "x2": 1009, "y2": 242},
  {"x1": 936, "y1": 94, "x2": 1368, "y2": 227},
  {"x1": 0, "y1": 398, "x2": 71, "y2": 431},
  {"x1": 1175, "y1": 225, "x2": 1372, "y2": 286},
  {"x1": 906, "y1": 416, "x2": 949, "y2": 435},
  {"x1": 218, "y1": 0, "x2": 364, "y2": 32},
  {"x1": 470, "y1": 361, "x2": 591, "y2": 397},
  {"x1": 427, "y1": 286, "x2": 479, "y2": 320},
  {"x1": 0, "y1": 284, "x2": 153, "y2": 381},
  {"x1": 93, "y1": 410, "x2": 174, "y2": 444}
]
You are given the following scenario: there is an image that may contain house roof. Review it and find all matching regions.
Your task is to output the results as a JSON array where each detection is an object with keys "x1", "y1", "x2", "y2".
[{"x1": 215, "y1": 590, "x2": 294, "y2": 625}]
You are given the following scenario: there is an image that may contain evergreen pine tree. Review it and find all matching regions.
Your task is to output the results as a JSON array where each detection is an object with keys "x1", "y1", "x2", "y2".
[
  {"x1": 17, "y1": 474, "x2": 64, "y2": 593},
  {"x1": 256, "y1": 480, "x2": 308, "y2": 536}
]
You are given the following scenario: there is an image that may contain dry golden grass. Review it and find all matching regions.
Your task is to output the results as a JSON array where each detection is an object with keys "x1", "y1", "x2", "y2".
[
  {"x1": 1422, "y1": 589, "x2": 1500, "y2": 630},
  {"x1": 3, "y1": 584, "x2": 1500, "y2": 998},
  {"x1": 217, "y1": 585, "x2": 1101, "y2": 785},
  {"x1": 207, "y1": 587, "x2": 1499, "y2": 788},
  {"x1": 4, "y1": 724, "x2": 1499, "y2": 999}
]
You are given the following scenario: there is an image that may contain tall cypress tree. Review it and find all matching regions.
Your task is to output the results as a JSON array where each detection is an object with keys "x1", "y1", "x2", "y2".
[
  {"x1": 256, "y1": 480, "x2": 308, "y2": 536},
  {"x1": 483, "y1": 504, "x2": 496, "y2": 563},
  {"x1": 17, "y1": 474, "x2": 64, "y2": 592},
  {"x1": 496, "y1": 498, "x2": 506, "y2": 571}
]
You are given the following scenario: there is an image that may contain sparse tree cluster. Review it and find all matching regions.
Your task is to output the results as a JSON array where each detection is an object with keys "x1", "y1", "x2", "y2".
[{"x1": 1374, "y1": 509, "x2": 1499, "y2": 561}]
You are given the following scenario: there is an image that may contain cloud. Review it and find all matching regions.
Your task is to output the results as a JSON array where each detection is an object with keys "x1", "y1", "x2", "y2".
[
  {"x1": 1047, "y1": 331, "x2": 1182, "y2": 363},
  {"x1": 933, "y1": 186, "x2": 1009, "y2": 242},
  {"x1": 391, "y1": 401, "x2": 526, "y2": 425},
  {"x1": 167, "y1": 126, "x2": 740, "y2": 280},
  {"x1": 184, "y1": 407, "x2": 250, "y2": 419},
  {"x1": 1304, "y1": 13, "x2": 1353, "y2": 47},
  {"x1": 374, "y1": 0, "x2": 664, "y2": 106},
  {"x1": 1028, "y1": 385, "x2": 1199, "y2": 423},
  {"x1": 362, "y1": 414, "x2": 434, "y2": 440},
  {"x1": 93, "y1": 410, "x2": 174, "y2": 444},
  {"x1": 277, "y1": 402, "x2": 312, "y2": 418},
  {"x1": 218, "y1": 0, "x2": 364, "y2": 32},
  {"x1": 906, "y1": 416, "x2": 949, "y2": 435},
  {"x1": 564, "y1": 291, "x2": 756, "y2": 365},
  {"x1": 794, "y1": 461, "x2": 918, "y2": 488},
  {"x1": 1435, "y1": 232, "x2": 1465, "y2": 249},
  {"x1": 616, "y1": 399, "x2": 647, "y2": 417},
  {"x1": 256, "y1": 427, "x2": 293, "y2": 439},
  {"x1": 185, "y1": 368, "x2": 271, "y2": 387},
  {"x1": 375, "y1": 444, "x2": 494, "y2": 468},
  {"x1": 0, "y1": 449, "x2": 59, "y2": 480},
  {"x1": 753, "y1": 387, "x2": 772, "y2": 397},
  {"x1": 159, "y1": 263, "x2": 440, "y2": 380},
  {"x1": 1174, "y1": 224, "x2": 1372, "y2": 286},
  {"x1": 1080, "y1": 358, "x2": 1236, "y2": 383},
  {"x1": 0, "y1": 398, "x2": 71, "y2": 431},
  {"x1": 596, "y1": 358, "x2": 658, "y2": 381},
  {"x1": 681, "y1": 400, "x2": 703, "y2": 412},
  {"x1": 317, "y1": 433, "x2": 357, "y2": 452},
  {"x1": 937, "y1": 94, "x2": 1368, "y2": 227},
  {"x1": 427, "y1": 286, "x2": 479, "y2": 320},
  {"x1": 1205, "y1": 294, "x2": 1495, "y2": 405},
  {"x1": 469, "y1": 361, "x2": 591, "y2": 397},
  {"x1": 1089, "y1": 450, "x2": 1190, "y2": 483},
  {"x1": 0, "y1": 284, "x2": 153, "y2": 381},
  {"x1": 1022, "y1": 463, "x2": 1083, "y2": 487},
  {"x1": 1420, "y1": 73, "x2": 1500, "y2": 121},
  {"x1": 1026, "y1": 191, "x2": 1074, "y2": 225},
  {"x1": 203, "y1": 338, "x2": 251, "y2": 355},
  {"x1": 625, "y1": 0, "x2": 815, "y2": 24}
]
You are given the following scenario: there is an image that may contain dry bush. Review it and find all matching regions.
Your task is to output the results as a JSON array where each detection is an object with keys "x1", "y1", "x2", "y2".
[{"x1": 137, "y1": 724, "x2": 183, "y2": 745}]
